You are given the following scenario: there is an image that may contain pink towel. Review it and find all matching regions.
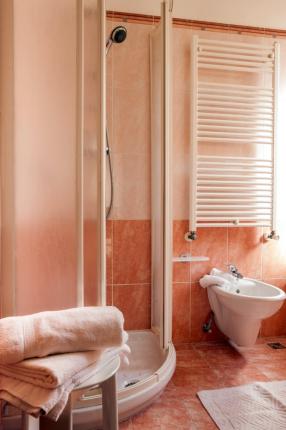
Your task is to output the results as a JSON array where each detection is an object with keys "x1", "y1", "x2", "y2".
[{"x1": 0, "y1": 306, "x2": 127, "y2": 364}]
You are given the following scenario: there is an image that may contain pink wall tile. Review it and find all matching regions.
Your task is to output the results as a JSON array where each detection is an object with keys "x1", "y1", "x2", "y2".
[
  {"x1": 16, "y1": 222, "x2": 77, "y2": 315},
  {"x1": 112, "y1": 153, "x2": 151, "y2": 220},
  {"x1": 191, "y1": 227, "x2": 228, "y2": 283},
  {"x1": 172, "y1": 283, "x2": 191, "y2": 344},
  {"x1": 106, "y1": 21, "x2": 286, "y2": 342},
  {"x1": 113, "y1": 220, "x2": 151, "y2": 285},
  {"x1": 113, "y1": 284, "x2": 151, "y2": 330},
  {"x1": 228, "y1": 227, "x2": 263, "y2": 278},
  {"x1": 107, "y1": 21, "x2": 151, "y2": 221}
]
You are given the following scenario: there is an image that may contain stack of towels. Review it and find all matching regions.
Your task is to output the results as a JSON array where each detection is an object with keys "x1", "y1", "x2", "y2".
[{"x1": 0, "y1": 306, "x2": 130, "y2": 421}]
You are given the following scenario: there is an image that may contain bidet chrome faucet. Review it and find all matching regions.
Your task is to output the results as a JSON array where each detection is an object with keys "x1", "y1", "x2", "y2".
[{"x1": 227, "y1": 264, "x2": 243, "y2": 279}]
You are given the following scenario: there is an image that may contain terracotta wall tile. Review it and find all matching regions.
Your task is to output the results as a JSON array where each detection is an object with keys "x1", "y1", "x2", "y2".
[
  {"x1": 172, "y1": 283, "x2": 191, "y2": 344},
  {"x1": 262, "y1": 231, "x2": 286, "y2": 278},
  {"x1": 173, "y1": 262, "x2": 191, "y2": 283},
  {"x1": 190, "y1": 283, "x2": 225, "y2": 342},
  {"x1": 106, "y1": 284, "x2": 113, "y2": 306},
  {"x1": 84, "y1": 220, "x2": 98, "y2": 306},
  {"x1": 106, "y1": 220, "x2": 113, "y2": 285},
  {"x1": 228, "y1": 227, "x2": 263, "y2": 278},
  {"x1": 173, "y1": 220, "x2": 191, "y2": 283},
  {"x1": 191, "y1": 227, "x2": 228, "y2": 283},
  {"x1": 261, "y1": 279, "x2": 286, "y2": 337},
  {"x1": 113, "y1": 284, "x2": 151, "y2": 330},
  {"x1": 113, "y1": 220, "x2": 151, "y2": 285}
]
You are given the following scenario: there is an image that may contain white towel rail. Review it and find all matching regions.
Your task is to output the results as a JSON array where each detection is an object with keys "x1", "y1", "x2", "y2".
[{"x1": 187, "y1": 35, "x2": 279, "y2": 240}]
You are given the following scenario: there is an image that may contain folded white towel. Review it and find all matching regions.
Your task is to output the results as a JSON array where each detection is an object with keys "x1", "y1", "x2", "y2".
[
  {"x1": 0, "y1": 344, "x2": 130, "y2": 421},
  {"x1": 0, "y1": 351, "x2": 102, "y2": 420},
  {"x1": 0, "y1": 306, "x2": 126, "y2": 364},
  {"x1": 199, "y1": 274, "x2": 232, "y2": 289},
  {"x1": 200, "y1": 268, "x2": 256, "y2": 289},
  {"x1": 0, "y1": 351, "x2": 101, "y2": 389}
]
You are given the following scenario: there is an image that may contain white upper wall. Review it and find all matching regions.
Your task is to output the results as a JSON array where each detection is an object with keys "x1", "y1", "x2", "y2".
[{"x1": 107, "y1": 0, "x2": 286, "y2": 30}]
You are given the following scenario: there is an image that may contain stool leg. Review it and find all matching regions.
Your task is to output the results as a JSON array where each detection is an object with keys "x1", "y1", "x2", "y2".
[
  {"x1": 40, "y1": 396, "x2": 72, "y2": 430},
  {"x1": 22, "y1": 414, "x2": 40, "y2": 430},
  {"x1": 101, "y1": 373, "x2": 118, "y2": 430}
]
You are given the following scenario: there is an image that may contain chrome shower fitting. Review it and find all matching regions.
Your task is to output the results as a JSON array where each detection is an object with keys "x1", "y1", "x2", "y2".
[{"x1": 263, "y1": 230, "x2": 280, "y2": 241}]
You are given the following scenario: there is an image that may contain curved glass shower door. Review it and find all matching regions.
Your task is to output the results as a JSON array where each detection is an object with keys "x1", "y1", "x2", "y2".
[{"x1": 74, "y1": 1, "x2": 175, "y2": 425}]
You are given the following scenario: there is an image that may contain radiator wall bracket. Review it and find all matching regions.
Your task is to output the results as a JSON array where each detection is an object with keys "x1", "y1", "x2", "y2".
[{"x1": 185, "y1": 231, "x2": 197, "y2": 241}]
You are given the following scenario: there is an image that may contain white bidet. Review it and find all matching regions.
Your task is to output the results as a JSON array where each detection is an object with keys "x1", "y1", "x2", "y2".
[{"x1": 207, "y1": 278, "x2": 286, "y2": 346}]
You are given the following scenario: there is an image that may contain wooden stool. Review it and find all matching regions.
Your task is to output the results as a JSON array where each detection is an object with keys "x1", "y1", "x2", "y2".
[{"x1": 23, "y1": 356, "x2": 120, "y2": 430}]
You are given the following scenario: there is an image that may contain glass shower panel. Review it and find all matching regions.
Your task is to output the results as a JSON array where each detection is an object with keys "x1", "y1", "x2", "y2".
[
  {"x1": 13, "y1": 0, "x2": 79, "y2": 314},
  {"x1": 150, "y1": 2, "x2": 172, "y2": 349},
  {"x1": 83, "y1": 0, "x2": 106, "y2": 306},
  {"x1": 150, "y1": 23, "x2": 164, "y2": 336}
]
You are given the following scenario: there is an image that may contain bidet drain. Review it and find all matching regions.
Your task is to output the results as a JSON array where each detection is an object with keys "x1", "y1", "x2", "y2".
[{"x1": 123, "y1": 379, "x2": 140, "y2": 388}]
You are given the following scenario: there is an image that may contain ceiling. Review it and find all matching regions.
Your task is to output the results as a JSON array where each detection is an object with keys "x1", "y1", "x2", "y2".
[{"x1": 106, "y1": 0, "x2": 286, "y2": 30}]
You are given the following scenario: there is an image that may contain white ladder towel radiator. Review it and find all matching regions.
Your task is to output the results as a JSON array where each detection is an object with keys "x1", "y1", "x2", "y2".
[{"x1": 187, "y1": 36, "x2": 279, "y2": 241}]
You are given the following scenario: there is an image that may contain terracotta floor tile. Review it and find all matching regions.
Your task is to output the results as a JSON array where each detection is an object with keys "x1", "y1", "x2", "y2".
[
  {"x1": 176, "y1": 348, "x2": 209, "y2": 368},
  {"x1": 185, "y1": 398, "x2": 217, "y2": 430},
  {"x1": 121, "y1": 336, "x2": 286, "y2": 429},
  {"x1": 131, "y1": 410, "x2": 160, "y2": 426},
  {"x1": 119, "y1": 419, "x2": 133, "y2": 429}
]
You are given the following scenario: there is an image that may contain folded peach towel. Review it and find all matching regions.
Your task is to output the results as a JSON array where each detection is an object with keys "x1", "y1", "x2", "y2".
[
  {"x1": 0, "y1": 306, "x2": 126, "y2": 364},
  {"x1": 0, "y1": 351, "x2": 102, "y2": 420}
]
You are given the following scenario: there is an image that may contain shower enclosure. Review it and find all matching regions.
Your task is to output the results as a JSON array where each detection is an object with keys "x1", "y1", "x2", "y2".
[
  {"x1": 74, "y1": 0, "x2": 175, "y2": 426},
  {"x1": 0, "y1": 0, "x2": 175, "y2": 427}
]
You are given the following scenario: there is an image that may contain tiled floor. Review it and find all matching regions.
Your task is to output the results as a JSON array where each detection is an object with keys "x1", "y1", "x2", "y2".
[{"x1": 119, "y1": 337, "x2": 286, "y2": 429}]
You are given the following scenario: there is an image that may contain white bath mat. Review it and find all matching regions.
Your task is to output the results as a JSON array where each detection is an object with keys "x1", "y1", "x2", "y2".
[{"x1": 198, "y1": 380, "x2": 286, "y2": 429}]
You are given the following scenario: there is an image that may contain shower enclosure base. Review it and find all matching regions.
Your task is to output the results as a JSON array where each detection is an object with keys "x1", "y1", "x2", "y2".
[{"x1": 73, "y1": 330, "x2": 176, "y2": 429}]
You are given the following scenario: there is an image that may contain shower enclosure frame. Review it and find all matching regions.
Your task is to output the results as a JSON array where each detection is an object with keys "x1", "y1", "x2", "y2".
[
  {"x1": 74, "y1": 0, "x2": 175, "y2": 425},
  {"x1": 78, "y1": 0, "x2": 173, "y2": 348},
  {"x1": 78, "y1": 0, "x2": 107, "y2": 307}
]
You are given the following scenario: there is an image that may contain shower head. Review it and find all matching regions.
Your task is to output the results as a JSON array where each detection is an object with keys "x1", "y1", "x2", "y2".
[
  {"x1": 110, "y1": 26, "x2": 127, "y2": 43},
  {"x1": 106, "y1": 26, "x2": 127, "y2": 55}
]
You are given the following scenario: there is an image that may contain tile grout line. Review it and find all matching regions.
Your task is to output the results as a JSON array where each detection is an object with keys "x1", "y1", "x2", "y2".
[{"x1": 111, "y1": 219, "x2": 114, "y2": 305}]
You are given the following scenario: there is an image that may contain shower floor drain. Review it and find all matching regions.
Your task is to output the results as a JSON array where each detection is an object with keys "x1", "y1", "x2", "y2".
[
  {"x1": 123, "y1": 379, "x2": 140, "y2": 388},
  {"x1": 267, "y1": 342, "x2": 286, "y2": 349}
]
